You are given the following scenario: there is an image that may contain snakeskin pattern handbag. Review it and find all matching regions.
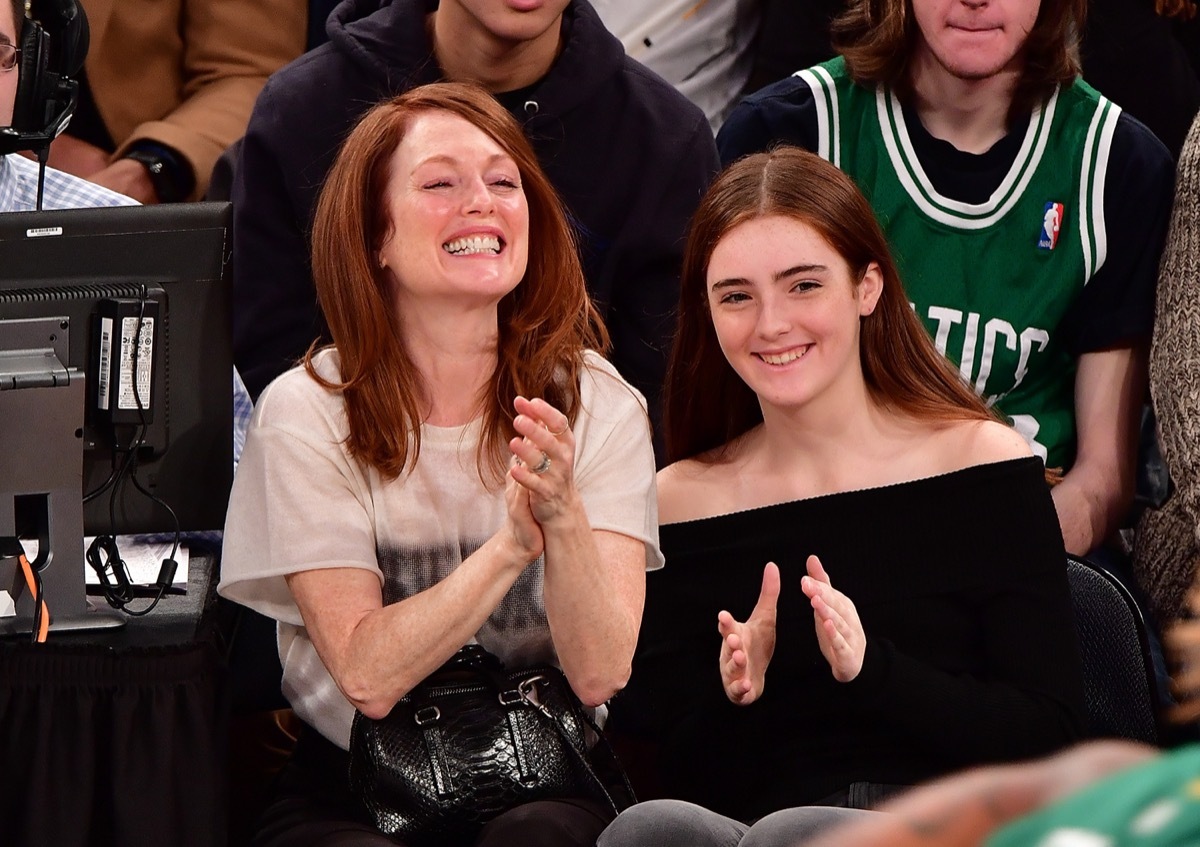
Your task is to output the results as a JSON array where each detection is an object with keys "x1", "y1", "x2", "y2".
[{"x1": 348, "y1": 644, "x2": 634, "y2": 845}]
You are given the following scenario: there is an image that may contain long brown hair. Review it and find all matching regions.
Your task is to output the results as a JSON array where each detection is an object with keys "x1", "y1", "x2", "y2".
[
  {"x1": 307, "y1": 82, "x2": 607, "y2": 482},
  {"x1": 664, "y1": 146, "x2": 998, "y2": 464},
  {"x1": 831, "y1": 0, "x2": 1085, "y2": 123}
]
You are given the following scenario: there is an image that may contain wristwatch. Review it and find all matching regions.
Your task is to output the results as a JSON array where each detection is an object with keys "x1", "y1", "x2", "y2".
[{"x1": 124, "y1": 144, "x2": 193, "y2": 203}]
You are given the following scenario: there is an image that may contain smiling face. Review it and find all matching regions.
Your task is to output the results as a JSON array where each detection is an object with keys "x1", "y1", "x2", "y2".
[
  {"x1": 911, "y1": 0, "x2": 1040, "y2": 82},
  {"x1": 377, "y1": 110, "x2": 530, "y2": 315},
  {"x1": 706, "y1": 215, "x2": 882, "y2": 414}
]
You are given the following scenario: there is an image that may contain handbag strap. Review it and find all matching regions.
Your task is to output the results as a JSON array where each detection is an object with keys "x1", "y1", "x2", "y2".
[{"x1": 517, "y1": 680, "x2": 636, "y2": 815}]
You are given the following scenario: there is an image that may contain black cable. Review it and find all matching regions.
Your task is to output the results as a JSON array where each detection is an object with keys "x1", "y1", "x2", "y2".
[
  {"x1": 31, "y1": 558, "x2": 44, "y2": 644},
  {"x1": 88, "y1": 288, "x2": 180, "y2": 616},
  {"x1": 85, "y1": 535, "x2": 174, "y2": 616},
  {"x1": 34, "y1": 144, "x2": 48, "y2": 212}
]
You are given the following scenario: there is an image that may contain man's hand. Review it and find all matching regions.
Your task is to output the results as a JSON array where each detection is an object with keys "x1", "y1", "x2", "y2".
[
  {"x1": 85, "y1": 158, "x2": 158, "y2": 204},
  {"x1": 718, "y1": 562, "x2": 780, "y2": 705}
]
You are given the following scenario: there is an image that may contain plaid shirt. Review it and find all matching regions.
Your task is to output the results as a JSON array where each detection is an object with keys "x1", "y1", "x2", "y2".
[{"x1": 0, "y1": 153, "x2": 138, "y2": 211}]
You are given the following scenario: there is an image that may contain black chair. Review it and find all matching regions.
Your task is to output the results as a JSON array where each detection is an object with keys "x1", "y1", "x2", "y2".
[{"x1": 1067, "y1": 556, "x2": 1161, "y2": 744}]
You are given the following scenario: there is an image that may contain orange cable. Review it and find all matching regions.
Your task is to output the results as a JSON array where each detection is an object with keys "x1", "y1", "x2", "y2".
[{"x1": 17, "y1": 553, "x2": 49, "y2": 643}]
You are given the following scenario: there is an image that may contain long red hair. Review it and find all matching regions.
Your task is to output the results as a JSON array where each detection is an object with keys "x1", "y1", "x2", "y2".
[
  {"x1": 307, "y1": 82, "x2": 607, "y2": 482},
  {"x1": 664, "y1": 146, "x2": 998, "y2": 464}
]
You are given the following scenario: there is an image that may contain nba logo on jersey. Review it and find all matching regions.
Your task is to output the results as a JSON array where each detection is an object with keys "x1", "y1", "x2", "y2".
[{"x1": 1038, "y1": 202, "x2": 1064, "y2": 250}]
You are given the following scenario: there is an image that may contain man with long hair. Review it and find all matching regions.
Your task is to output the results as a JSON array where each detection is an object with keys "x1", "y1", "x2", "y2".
[{"x1": 716, "y1": 0, "x2": 1175, "y2": 563}]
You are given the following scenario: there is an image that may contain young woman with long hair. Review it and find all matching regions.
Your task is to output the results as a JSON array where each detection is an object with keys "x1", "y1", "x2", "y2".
[{"x1": 601, "y1": 147, "x2": 1084, "y2": 847}]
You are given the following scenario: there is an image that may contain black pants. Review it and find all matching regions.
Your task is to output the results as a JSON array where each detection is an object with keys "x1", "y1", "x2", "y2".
[{"x1": 251, "y1": 723, "x2": 614, "y2": 847}]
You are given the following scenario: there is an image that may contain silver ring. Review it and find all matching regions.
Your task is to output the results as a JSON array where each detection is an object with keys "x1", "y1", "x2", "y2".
[{"x1": 531, "y1": 453, "x2": 551, "y2": 474}]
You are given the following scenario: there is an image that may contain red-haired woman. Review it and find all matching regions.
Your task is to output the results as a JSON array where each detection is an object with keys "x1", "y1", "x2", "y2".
[
  {"x1": 600, "y1": 147, "x2": 1084, "y2": 847},
  {"x1": 219, "y1": 82, "x2": 660, "y2": 847}
]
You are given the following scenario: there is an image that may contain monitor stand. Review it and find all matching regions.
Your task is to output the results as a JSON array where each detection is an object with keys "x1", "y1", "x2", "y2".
[{"x1": 0, "y1": 317, "x2": 124, "y2": 636}]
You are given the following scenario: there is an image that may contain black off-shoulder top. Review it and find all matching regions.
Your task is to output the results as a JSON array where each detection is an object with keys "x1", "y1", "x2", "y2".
[{"x1": 614, "y1": 457, "x2": 1085, "y2": 823}]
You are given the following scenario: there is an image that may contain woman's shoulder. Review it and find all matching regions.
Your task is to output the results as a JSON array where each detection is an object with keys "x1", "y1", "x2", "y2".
[
  {"x1": 934, "y1": 418, "x2": 1034, "y2": 472},
  {"x1": 574, "y1": 350, "x2": 651, "y2": 438},
  {"x1": 253, "y1": 349, "x2": 347, "y2": 432},
  {"x1": 578, "y1": 350, "x2": 647, "y2": 410},
  {"x1": 657, "y1": 455, "x2": 743, "y2": 525}
]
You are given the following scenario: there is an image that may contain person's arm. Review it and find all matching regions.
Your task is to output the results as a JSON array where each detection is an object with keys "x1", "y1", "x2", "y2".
[
  {"x1": 1051, "y1": 345, "x2": 1147, "y2": 555},
  {"x1": 97, "y1": 0, "x2": 306, "y2": 201},
  {"x1": 286, "y1": 522, "x2": 540, "y2": 720},
  {"x1": 803, "y1": 741, "x2": 1158, "y2": 847},
  {"x1": 508, "y1": 396, "x2": 648, "y2": 707},
  {"x1": 219, "y1": 378, "x2": 547, "y2": 719},
  {"x1": 1052, "y1": 113, "x2": 1174, "y2": 551}
]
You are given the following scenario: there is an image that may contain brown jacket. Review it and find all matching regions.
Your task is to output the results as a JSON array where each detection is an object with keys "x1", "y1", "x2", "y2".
[{"x1": 83, "y1": 0, "x2": 306, "y2": 199}]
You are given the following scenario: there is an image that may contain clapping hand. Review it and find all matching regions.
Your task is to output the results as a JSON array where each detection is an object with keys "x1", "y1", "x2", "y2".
[
  {"x1": 509, "y1": 396, "x2": 578, "y2": 526},
  {"x1": 718, "y1": 562, "x2": 780, "y2": 705},
  {"x1": 801, "y1": 555, "x2": 867, "y2": 682}
]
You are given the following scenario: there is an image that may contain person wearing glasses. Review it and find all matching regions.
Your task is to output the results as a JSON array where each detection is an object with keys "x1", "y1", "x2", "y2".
[{"x1": 0, "y1": 0, "x2": 132, "y2": 211}]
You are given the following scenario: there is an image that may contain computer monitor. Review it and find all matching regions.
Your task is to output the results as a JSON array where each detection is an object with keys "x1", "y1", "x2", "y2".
[{"x1": 0, "y1": 201, "x2": 233, "y2": 635}]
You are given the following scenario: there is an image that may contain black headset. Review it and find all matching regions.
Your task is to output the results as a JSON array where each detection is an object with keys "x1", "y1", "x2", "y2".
[{"x1": 0, "y1": 0, "x2": 89, "y2": 155}]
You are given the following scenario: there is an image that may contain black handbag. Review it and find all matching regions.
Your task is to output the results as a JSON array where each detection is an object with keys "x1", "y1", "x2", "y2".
[{"x1": 348, "y1": 644, "x2": 635, "y2": 845}]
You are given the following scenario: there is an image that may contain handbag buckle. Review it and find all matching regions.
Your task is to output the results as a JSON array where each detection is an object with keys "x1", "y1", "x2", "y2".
[
  {"x1": 518, "y1": 674, "x2": 548, "y2": 706},
  {"x1": 414, "y1": 705, "x2": 441, "y2": 726}
]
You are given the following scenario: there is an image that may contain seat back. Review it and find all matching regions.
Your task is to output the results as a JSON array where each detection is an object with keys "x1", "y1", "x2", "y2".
[{"x1": 1067, "y1": 556, "x2": 1161, "y2": 744}]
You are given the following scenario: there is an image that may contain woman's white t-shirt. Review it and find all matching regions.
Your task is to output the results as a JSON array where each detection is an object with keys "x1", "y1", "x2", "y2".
[{"x1": 219, "y1": 349, "x2": 663, "y2": 748}]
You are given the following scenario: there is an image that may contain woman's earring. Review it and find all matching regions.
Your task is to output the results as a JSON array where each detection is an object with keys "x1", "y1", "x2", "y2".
[{"x1": 378, "y1": 255, "x2": 387, "y2": 269}]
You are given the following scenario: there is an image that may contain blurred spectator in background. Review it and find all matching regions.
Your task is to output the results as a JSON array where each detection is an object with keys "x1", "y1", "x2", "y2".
[
  {"x1": 737, "y1": 0, "x2": 1199, "y2": 161},
  {"x1": 39, "y1": 0, "x2": 306, "y2": 203},
  {"x1": 591, "y1": 0, "x2": 762, "y2": 132},
  {"x1": 743, "y1": 0, "x2": 842, "y2": 94}
]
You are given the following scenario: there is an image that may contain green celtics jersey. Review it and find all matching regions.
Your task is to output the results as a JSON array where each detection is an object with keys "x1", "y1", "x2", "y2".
[
  {"x1": 800, "y1": 58, "x2": 1122, "y2": 471},
  {"x1": 987, "y1": 745, "x2": 1200, "y2": 847}
]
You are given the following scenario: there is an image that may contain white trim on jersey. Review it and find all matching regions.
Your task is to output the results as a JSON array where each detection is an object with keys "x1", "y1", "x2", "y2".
[
  {"x1": 875, "y1": 86, "x2": 1061, "y2": 230},
  {"x1": 795, "y1": 65, "x2": 841, "y2": 167},
  {"x1": 1092, "y1": 104, "x2": 1120, "y2": 278},
  {"x1": 1078, "y1": 97, "x2": 1120, "y2": 283}
]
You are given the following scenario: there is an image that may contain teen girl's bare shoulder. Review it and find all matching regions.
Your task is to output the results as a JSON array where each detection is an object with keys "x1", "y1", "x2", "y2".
[
  {"x1": 934, "y1": 418, "x2": 1033, "y2": 473},
  {"x1": 656, "y1": 456, "x2": 746, "y2": 525}
]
